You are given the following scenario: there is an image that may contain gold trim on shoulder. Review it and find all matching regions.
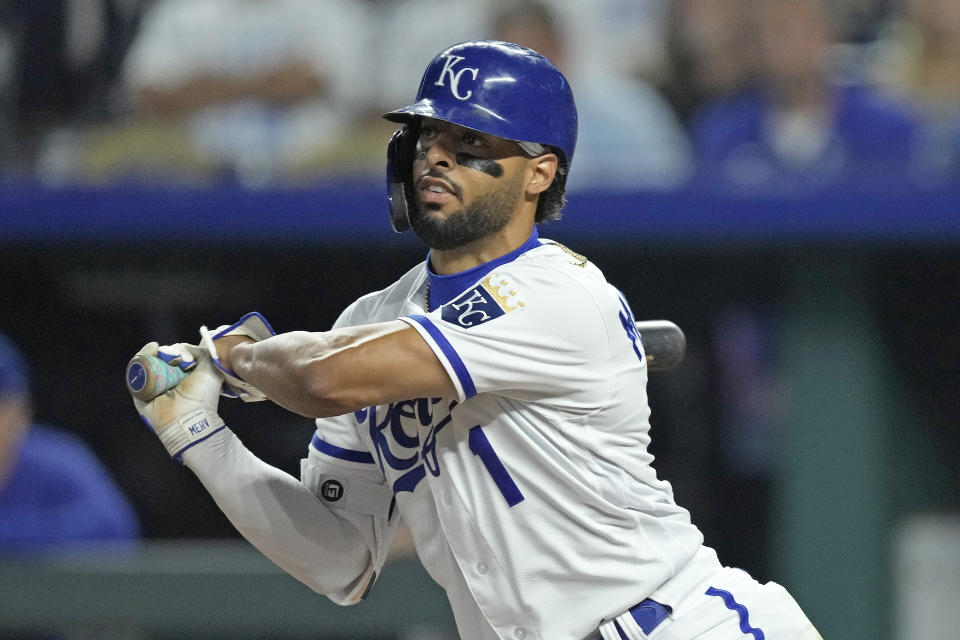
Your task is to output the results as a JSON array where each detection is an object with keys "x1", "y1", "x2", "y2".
[{"x1": 546, "y1": 240, "x2": 588, "y2": 268}]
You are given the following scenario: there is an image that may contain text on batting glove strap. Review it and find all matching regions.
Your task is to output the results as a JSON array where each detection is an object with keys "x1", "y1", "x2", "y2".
[{"x1": 157, "y1": 408, "x2": 226, "y2": 458}]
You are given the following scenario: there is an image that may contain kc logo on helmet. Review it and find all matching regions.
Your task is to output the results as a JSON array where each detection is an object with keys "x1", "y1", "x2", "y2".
[{"x1": 434, "y1": 55, "x2": 479, "y2": 101}]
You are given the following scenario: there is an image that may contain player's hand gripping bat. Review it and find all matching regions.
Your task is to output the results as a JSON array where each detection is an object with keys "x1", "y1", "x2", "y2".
[
  {"x1": 126, "y1": 320, "x2": 686, "y2": 402},
  {"x1": 125, "y1": 350, "x2": 192, "y2": 402}
]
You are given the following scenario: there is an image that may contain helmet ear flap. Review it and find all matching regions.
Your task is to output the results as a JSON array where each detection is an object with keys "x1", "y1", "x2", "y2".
[{"x1": 386, "y1": 124, "x2": 419, "y2": 233}]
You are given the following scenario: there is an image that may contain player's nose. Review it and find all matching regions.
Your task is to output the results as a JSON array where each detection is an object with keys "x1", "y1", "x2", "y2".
[{"x1": 425, "y1": 133, "x2": 457, "y2": 169}]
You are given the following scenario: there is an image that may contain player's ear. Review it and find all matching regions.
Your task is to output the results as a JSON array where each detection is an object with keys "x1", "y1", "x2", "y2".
[{"x1": 526, "y1": 152, "x2": 558, "y2": 196}]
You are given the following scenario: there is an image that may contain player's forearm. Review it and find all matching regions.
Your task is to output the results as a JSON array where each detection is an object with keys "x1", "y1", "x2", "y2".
[
  {"x1": 227, "y1": 323, "x2": 453, "y2": 418},
  {"x1": 226, "y1": 329, "x2": 368, "y2": 417},
  {"x1": 182, "y1": 428, "x2": 371, "y2": 596}
]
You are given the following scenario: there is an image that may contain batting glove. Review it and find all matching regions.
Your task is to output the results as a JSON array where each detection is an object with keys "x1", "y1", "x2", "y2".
[
  {"x1": 132, "y1": 342, "x2": 226, "y2": 462},
  {"x1": 154, "y1": 342, "x2": 200, "y2": 373},
  {"x1": 199, "y1": 311, "x2": 275, "y2": 402}
]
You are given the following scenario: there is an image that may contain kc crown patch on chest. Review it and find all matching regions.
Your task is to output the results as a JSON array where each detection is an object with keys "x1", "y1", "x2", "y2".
[{"x1": 441, "y1": 272, "x2": 525, "y2": 328}]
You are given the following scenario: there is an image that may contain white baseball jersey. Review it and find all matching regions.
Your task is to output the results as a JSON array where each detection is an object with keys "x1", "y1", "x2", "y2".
[
  {"x1": 303, "y1": 230, "x2": 715, "y2": 639},
  {"x1": 180, "y1": 228, "x2": 820, "y2": 639}
]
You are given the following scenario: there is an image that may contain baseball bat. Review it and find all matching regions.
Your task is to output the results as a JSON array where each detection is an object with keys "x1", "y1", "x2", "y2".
[
  {"x1": 125, "y1": 354, "x2": 189, "y2": 402},
  {"x1": 125, "y1": 320, "x2": 687, "y2": 401},
  {"x1": 635, "y1": 320, "x2": 686, "y2": 372}
]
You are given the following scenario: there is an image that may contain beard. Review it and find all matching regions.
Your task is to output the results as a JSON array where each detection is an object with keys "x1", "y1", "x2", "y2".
[{"x1": 410, "y1": 171, "x2": 524, "y2": 251}]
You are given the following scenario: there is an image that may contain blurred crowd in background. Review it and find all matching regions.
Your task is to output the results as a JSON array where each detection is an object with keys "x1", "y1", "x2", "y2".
[{"x1": 1, "y1": 0, "x2": 959, "y2": 191}]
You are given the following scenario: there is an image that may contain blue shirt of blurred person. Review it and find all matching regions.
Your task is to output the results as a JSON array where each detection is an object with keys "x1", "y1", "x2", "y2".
[
  {"x1": 0, "y1": 425, "x2": 141, "y2": 552},
  {"x1": 690, "y1": 83, "x2": 920, "y2": 192},
  {"x1": 0, "y1": 332, "x2": 139, "y2": 554}
]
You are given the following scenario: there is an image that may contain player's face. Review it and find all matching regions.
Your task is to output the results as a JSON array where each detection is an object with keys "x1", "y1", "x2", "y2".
[{"x1": 409, "y1": 118, "x2": 531, "y2": 250}]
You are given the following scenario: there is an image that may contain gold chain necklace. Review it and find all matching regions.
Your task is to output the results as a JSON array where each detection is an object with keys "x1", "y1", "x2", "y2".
[{"x1": 424, "y1": 280, "x2": 431, "y2": 312}]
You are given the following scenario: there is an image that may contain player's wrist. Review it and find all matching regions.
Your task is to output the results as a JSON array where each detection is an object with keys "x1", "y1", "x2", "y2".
[
  {"x1": 199, "y1": 311, "x2": 275, "y2": 402},
  {"x1": 215, "y1": 335, "x2": 254, "y2": 373},
  {"x1": 179, "y1": 421, "x2": 233, "y2": 468},
  {"x1": 155, "y1": 407, "x2": 226, "y2": 461}
]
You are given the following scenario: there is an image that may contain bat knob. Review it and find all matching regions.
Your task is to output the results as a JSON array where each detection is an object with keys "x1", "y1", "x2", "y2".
[
  {"x1": 126, "y1": 354, "x2": 189, "y2": 402},
  {"x1": 126, "y1": 358, "x2": 150, "y2": 394}
]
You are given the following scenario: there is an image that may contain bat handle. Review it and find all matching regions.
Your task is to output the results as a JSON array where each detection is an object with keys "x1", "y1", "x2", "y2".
[{"x1": 126, "y1": 354, "x2": 189, "y2": 402}]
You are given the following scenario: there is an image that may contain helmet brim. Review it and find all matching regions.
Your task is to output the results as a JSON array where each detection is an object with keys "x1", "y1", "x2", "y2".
[
  {"x1": 382, "y1": 101, "x2": 435, "y2": 124},
  {"x1": 383, "y1": 100, "x2": 510, "y2": 134}
]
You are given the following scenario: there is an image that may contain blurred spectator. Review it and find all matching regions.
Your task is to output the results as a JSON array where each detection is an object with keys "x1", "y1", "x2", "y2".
[
  {"x1": 489, "y1": 0, "x2": 693, "y2": 191},
  {"x1": 362, "y1": 0, "x2": 491, "y2": 115},
  {"x1": 546, "y1": 0, "x2": 671, "y2": 85},
  {"x1": 657, "y1": 0, "x2": 758, "y2": 126},
  {"x1": 0, "y1": 0, "x2": 136, "y2": 175},
  {"x1": 344, "y1": 0, "x2": 494, "y2": 175},
  {"x1": 689, "y1": 0, "x2": 921, "y2": 192},
  {"x1": 872, "y1": 0, "x2": 960, "y2": 181},
  {"x1": 0, "y1": 331, "x2": 139, "y2": 553},
  {"x1": 832, "y1": 0, "x2": 898, "y2": 44},
  {"x1": 58, "y1": 0, "x2": 371, "y2": 185}
]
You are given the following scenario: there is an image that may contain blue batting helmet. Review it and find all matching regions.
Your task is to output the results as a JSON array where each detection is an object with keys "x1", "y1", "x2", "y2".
[{"x1": 383, "y1": 40, "x2": 578, "y2": 232}]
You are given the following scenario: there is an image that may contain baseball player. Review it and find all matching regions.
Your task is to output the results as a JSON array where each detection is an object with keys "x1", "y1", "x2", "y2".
[{"x1": 132, "y1": 41, "x2": 823, "y2": 640}]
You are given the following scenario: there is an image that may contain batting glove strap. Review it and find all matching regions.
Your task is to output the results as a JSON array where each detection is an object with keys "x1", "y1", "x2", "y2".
[
  {"x1": 156, "y1": 407, "x2": 226, "y2": 461},
  {"x1": 200, "y1": 311, "x2": 276, "y2": 403},
  {"x1": 210, "y1": 359, "x2": 267, "y2": 403},
  {"x1": 213, "y1": 311, "x2": 276, "y2": 342}
]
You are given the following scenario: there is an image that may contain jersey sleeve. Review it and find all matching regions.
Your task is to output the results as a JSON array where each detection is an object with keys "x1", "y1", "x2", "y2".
[
  {"x1": 301, "y1": 412, "x2": 398, "y2": 606},
  {"x1": 181, "y1": 427, "x2": 376, "y2": 604},
  {"x1": 401, "y1": 263, "x2": 615, "y2": 410},
  {"x1": 308, "y1": 297, "x2": 399, "y2": 604}
]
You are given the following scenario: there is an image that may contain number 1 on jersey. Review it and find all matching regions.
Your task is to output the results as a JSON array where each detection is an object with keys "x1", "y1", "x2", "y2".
[{"x1": 468, "y1": 425, "x2": 524, "y2": 507}]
